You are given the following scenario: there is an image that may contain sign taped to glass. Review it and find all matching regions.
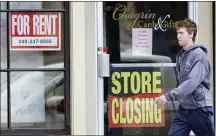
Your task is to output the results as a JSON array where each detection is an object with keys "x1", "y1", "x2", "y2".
[
  {"x1": 132, "y1": 28, "x2": 153, "y2": 56},
  {"x1": 9, "y1": 12, "x2": 61, "y2": 51},
  {"x1": 108, "y1": 65, "x2": 165, "y2": 128}
]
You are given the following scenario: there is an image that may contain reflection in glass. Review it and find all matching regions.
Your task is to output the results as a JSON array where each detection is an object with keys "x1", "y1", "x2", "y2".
[
  {"x1": 104, "y1": 1, "x2": 187, "y2": 63},
  {"x1": 103, "y1": 1, "x2": 187, "y2": 136},
  {"x1": 0, "y1": 2, "x2": 6, "y2": 10},
  {"x1": 1, "y1": 72, "x2": 7, "y2": 129},
  {"x1": 9, "y1": 2, "x2": 63, "y2": 9},
  {"x1": 1, "y1": 65, "x2": 65, "y2": 128},
  {"x1": 1, "y1": 12, "x2": 7, "y2": 69}
]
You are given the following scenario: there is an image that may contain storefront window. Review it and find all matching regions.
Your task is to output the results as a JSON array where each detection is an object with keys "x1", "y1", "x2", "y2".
[
  {"x1": 1, "y1": 72, "x2": 7, "y2": 129},
  {"x1": 1, "y1": 71, "x2": 65, "y2": 128},
  {"x1": 0, "y1": 1, "x2": 70, "y2": 135},
  {"x1": 104, "y1": 1, "x2": 187, "y2": 63},
  {"x1": 1, "y1": 2, "x2": 65, "y2": 69},
  {"x1": 1, "y1": 12, "x2": 7, "y2": 69},
  {"x1": 9, "y1": 1, "x2": 64, "y2": 9},
  {"x1": 103, "y1": 2, "x2": 188, "y2": 136}
]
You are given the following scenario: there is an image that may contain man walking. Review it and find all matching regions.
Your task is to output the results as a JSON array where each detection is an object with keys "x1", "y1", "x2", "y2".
[{"x1": 155, "y1": 18, "x2": 215, "y2": 136}]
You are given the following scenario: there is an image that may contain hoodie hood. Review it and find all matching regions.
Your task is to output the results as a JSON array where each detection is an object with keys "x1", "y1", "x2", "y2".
[{"x1": 184, "y1": 44, "x2": 208, "y2": 55}]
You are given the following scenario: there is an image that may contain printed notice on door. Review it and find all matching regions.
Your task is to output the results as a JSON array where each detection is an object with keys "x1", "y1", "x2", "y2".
[
  {"x1": 132, "y1": 28, "x2": 153, "y2": 56},
  {"x1": 9, "y1": 12, "x2": 61, "y2": 51}
]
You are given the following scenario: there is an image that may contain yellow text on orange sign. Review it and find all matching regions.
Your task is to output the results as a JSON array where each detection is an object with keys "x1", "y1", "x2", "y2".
[{"x1": 110, "y1": 71, "x2": 163, "y2": 126}]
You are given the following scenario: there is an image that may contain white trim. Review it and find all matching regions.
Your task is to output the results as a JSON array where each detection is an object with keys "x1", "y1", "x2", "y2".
[
  {"x1": 96, "y1": 2, "x2": 104, "y2": 135},
  {"x1": 70, "y1": 2, "x2": 87, "y2": 134},
  {"x1": 188, "y1": 2, "x2": 199, "y2": 43}
]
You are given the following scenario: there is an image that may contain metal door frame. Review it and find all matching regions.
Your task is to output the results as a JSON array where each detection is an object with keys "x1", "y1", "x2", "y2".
[{"x1": 96, "y1": 2, "x2": 104, "y2": 135}]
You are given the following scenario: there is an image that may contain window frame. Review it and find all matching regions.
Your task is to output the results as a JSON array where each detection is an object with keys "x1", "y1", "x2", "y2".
[{"x1": 0, "y1": 2, "x2": 71, "y2": 135}]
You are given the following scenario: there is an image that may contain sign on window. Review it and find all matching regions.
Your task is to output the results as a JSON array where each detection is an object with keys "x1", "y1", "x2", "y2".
[
  {"x1": 108, "y1": 65, "x2": 165, "y2": 128},
  {"x1": 9, "y1": 12, "x2": 61, "y2": 51}
]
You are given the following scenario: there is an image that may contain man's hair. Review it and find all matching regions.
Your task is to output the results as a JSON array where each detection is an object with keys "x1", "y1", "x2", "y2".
[{"x1": 175, "y1": 18, "x2": 197, "y2": 42}]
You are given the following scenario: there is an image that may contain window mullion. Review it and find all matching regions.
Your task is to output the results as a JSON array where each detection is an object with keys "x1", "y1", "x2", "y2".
[{"x1": 6, "y1": 1, "x2": 11, "y2": 130}]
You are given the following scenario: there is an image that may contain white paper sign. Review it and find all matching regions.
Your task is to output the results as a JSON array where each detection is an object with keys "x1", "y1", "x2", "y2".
[{"x1": 132, "y1": 28, "x2": 153, "y2": 56}]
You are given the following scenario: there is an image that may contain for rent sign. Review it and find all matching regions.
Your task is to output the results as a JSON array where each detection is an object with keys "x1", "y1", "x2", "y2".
[{"x1": 10, "y1": 12, "x2": 61, "y2": 51}]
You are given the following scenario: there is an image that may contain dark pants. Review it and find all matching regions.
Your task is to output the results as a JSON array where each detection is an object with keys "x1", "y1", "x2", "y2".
[{"x1": 168, "y1": 106, "x2": 215, "y2": 136}]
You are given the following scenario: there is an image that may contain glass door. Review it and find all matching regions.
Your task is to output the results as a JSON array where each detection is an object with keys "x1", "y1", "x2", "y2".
[{"x1": 102, "y1": 2, "x2": 189, "y2": 136}]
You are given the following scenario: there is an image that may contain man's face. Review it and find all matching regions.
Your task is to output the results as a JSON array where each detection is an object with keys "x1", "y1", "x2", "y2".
[{"x1": 176, "y1": 27, "x2": 193, "y2": 46}]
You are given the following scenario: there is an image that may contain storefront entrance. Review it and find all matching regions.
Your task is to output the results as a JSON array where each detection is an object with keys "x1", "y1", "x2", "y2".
[{"x1": 97, "y1": 1, "x2": 215, "y2": 136}]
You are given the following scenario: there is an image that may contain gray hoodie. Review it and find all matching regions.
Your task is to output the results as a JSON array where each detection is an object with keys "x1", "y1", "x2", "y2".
[{"x1": 164, "y1": 44, "x2": 212, "y2": 109}]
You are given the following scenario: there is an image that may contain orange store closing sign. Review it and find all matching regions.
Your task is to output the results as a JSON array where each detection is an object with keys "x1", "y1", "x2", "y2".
[{"x1": 108, "y1": 67, "x2": 165, "y2": 128}]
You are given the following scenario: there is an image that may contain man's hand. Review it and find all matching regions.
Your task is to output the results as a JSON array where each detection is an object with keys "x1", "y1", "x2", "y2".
[{"x1": 155, "y1": 95, "x2": 167, "y2": 107}]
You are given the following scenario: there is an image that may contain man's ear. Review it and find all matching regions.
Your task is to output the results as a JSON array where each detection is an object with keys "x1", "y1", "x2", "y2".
[{"x1": 189, "y1": 32, "x2": 194, "y2": 38}]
